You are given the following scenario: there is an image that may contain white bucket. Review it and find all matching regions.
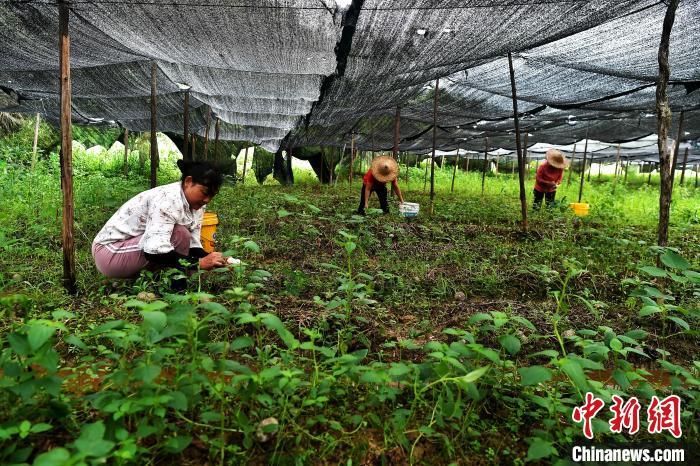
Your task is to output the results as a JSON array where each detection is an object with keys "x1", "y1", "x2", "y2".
[{"x1": 399, "y1": 202, "x2": 420, "y2": 218}]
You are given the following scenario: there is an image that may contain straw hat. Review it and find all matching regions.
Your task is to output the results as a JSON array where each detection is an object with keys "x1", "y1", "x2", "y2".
[
  {"x1": 546, "y1": 148, "x2": 569, "y2": 169},
  {"x1": 370, "y1": 155, "x2": 399, "y2": 183}
]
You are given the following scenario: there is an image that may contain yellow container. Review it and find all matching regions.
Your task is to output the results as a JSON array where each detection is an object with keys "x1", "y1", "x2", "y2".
[
  {"x1": 200, "y1": 211, "x2": 219, "y2": 253},
  {"x1": 569, "y1": 202, "x2": 590, "y2": 217}
]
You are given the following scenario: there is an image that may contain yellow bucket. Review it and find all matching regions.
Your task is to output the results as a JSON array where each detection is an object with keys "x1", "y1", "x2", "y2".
[
  {"x1": 200, "y1": 211, "x2": 219, "y2": 253},
  {"x1": 569, "y1": 203, "x2": 590, "y2": 217}
]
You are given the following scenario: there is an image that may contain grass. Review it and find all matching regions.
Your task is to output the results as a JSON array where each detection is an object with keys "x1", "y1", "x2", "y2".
[{"x1": 0, "y1": 146, "x2": 699, "y2": 465}]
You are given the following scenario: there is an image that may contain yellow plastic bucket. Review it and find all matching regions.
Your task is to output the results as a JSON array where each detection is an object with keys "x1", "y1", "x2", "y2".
[
  {"x1": 569, "y1": 203, "x2": 590, "y2": 217},
  {"x1": 200, "y1": 211, "x2": 219, "y2": 253}
]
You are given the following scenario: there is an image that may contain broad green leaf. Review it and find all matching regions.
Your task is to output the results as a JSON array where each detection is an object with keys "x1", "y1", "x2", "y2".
[
  {"x1": 527, "y1": 437, "x2": 556, "y2": 461},
  {"x1": 667, "y1": 316, "x2": 690, "y2": 331},
  {"x1": 499, "y1": 334, "x2": 521, "y2": 355},
  {"x1": 518, "y1": 366, "x2": 552, "y2": 386},
  {"x1": 468, "y1": 313, "x2": 492, "y2": 325},
  {"x1": 27, "y1": 323, "x2": 55, "y2": 352},
  {"x1": 660, "y1": 251, "x2": 689, "y2": 270},
  {"x1": 639, "y1": 266, "x2": 667, "y2": 277},
  {"x1": 277, "y1": 209, "x2": 292, "y2": 218},
  {"x1": 33, "y1": 448, "x2": 70, "y2": 466},
  {"x1": 230, "y1": 336, "x2": 254, "y2": 351},
  {"x1": 459, "y1": 366, "x2": 490, "y2": 384},
  {"x1": 560, "y1": 358, "x2": 590, "y2": 393},
  {"x1": 260, "y1": 313, "x2": 299, "y2": 349},
  {"x1": 163, "y1": 435, "x2": 192, "y2": 453},
  {"x1": 140, "y1": 310, "x2": 167, "y2": 331},
  {"x1": 609, "y1": 338, "x2": 623, "y2": 351},
  {"x1": 74, "y1": 422, "x2": 115, "y2": 457},
  {"x1": 511, "y1": 316, "x2": 536, "y2": 331},
  {"x1": 243, "y1": 240, "x2": 261, "y2": 253},
  {"x1": 639, "y1": 305, "x2": 662, "y2": 317},
  {"x1": 529, "y1": 349, "x2": 559, "y2": 359}
]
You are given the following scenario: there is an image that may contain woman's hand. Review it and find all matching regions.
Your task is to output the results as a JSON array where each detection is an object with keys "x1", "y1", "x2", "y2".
[{"x1": 198, "y1": 252, "x2": 227, "y2": 270}]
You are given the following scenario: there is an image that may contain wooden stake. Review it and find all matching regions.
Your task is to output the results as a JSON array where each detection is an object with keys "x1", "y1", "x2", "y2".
[
  {"x1": 242, "y1": 145, "x2": 250, "y2": 184},
  {"x1": 31, "y1": 113, "x2": 40, "y2": 171},
  {"x1": 523, "y1": 133, "x2": 529, "y2": 179},
  {"x1": 59, "y1": 0, "x2": 75, "y2": 294},
  {"x1": 150, "y1": 61, "x2": 158, "y2": 188},
  {"x1": 430, "y1": 79, "x2": 439, "y2": 206},
  {"x1": 393, "y1": 106, "x2": 400, "y2": 157},
  {"x1": 191, "y1": 133, "x2": 196, "y2": 160},
  {"x1": 507, "y1": 51, "x2": 528, "y2": 232},
  {"x1": 679, "y1": 147, "x2": 689, "y2": 185},
  {"x1": 567, "y1": 144, "x2": 577, "y2": 186},
  {"x1": 214, "y1": 117, "x2": 220, "y2": 160},
  {"x1": 183, "y1": 90, "x2": 190, "y2": 160},
  {"x1": 123, "y1": 128, "x2": 129, "y2": 176},
  {"x1": 481, "y1": 138, "x2": 488, "y2": 195},
  {"x1": 451, "y1": 146, "x2": 460, "y2": 192},
  {"x1": 656, "y1": 0, "x2": 680, "y2": 247},
  {"x1": 578, "y1": 130, "x2": 589, "y2": 203},
  {"x1": 203, "y1": 107, "x2": 211, "y2": 160}
]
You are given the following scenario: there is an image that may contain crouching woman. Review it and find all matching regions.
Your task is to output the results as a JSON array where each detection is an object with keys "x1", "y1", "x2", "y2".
[{"x1": 92, "y1": 160, "x2": 227, "y2": 279}]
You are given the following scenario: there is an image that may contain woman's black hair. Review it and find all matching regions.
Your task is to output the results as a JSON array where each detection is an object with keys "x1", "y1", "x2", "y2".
[{"x1": 177, "y1": 160, "x2": 224, "y2": 195}]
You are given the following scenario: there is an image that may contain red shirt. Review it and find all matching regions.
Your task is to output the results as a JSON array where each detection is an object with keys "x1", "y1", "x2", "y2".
[
  {"x1": 535, "y1": 161, "x2": 564, "y2": 193},
  {"x1": 363, "y1": 169, "x2": 398, "y2": 189}
]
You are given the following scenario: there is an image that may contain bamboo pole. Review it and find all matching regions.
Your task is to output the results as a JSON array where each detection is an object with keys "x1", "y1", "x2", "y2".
[
  {"x1": 695, "y1": 163, "x2": 699, "y2": 188},
  {"x1": 31, "y1": 113, "x2": 40, "y2": 171},
  {"x1": 451, "y1": 145, "x2": 460, "y2": 192},
  {"x1": 508, "y1": 52, "x2": 528, "y2": 232},
  {"x1": 481, "y1": 138, "x2": 488, "y2": 195},
  {"x1": 203, "y1": 107, "x2": 211, "y2": 160},
  {"x1": 242, "y1": 145, "x2": 250, "y2": 184},
  {"x1": 183, "y1": 90, "x2": 189, "y2": 159},
  {"x1": 59, "y1": 0, "x2": 75, "y2": 294},
  {"x1": 523, "y1": 133, "x2": 529, "y2": 180},
  {"x1": 679, "y1": 147, "x2": 689, "y2": 185},
  {"x1": 567, "y1": 144, "x2": 576, "y2": 186},
  {"x1": 191, "y1": 133, "x2": 196, "y2": 160},
  {"x1": 214, "y1": 117, "x2": 220, "y2": 160},
  {"x1": 123, "y1": 128, "x2": 129, "y2": 176},
  {"x1": 393, "y1": 106, "x2": 400, "y2": 158},
  {"x1": 150, "y1": 61, "x2": 158, "y2": 188},
  {"x1": 430, "y1": 79, "x2": 439, "y2": 207},
  {"x1": 578, "y1": 130, "x2": 589, "y2": 203},
  {"x1": 656, "y1": 0, "x2": 680, "y2": 248}
]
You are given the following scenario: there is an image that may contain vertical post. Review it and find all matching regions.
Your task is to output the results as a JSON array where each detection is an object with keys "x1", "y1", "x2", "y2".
[
  {"x1": 671, "y1": 111, "x2": 684, "y2": 189},
  {"x1": 507, "y1": 51, "x2": 528, "y2": 232},
  {"x1": 648, "y1": 162, "x2": 654, "y2": 185},
  {"x1": 481, "y1": 138, "x2": 488, "y2": 195},
  {"x1": 214, "y1": 117, "x2": 220, "y2": 160},
  {"x1": 578, "y1": 130, "x2": 589, "y2": 203},
  {"x1": 612, "y1": 144, "x2": 621, "y2": 193},
  {"x1": 523, "y1": 133, "x2": 529, "y2": 180},
  {"x1": 567, "y1": 144, "x2": 577, "y2": 186},
  {"x1": 123, "y1": 128, "x2": 129, "y2": 176},
  {"x1": 242, "y1": 145, "x2": 250, "y2": 184},
  {"x1": 183, "y1": 90, "x2": 190, "y2": 160},
  {"x1": 393, "y1": 106, "x2": 400, "y2": 158},
  {"x1": 451, "y1": 145, "x2": 460, "y2": 192},
  {"x1": 430, "y1": 79, "x2": 439, "y2": 206},
  {"x1": 59, "y1": 0, "x2": 75, "y2": 294},
  {"x1": 656, "y1": 0, "x2": 680, "y2": 247},
  {"x1": 349, "y1": 133, "x2": 355, "y2": 182},
  {"x1": 31, "y1": 113, "x2": 41, "y2": 171},
  {"x1": 191, "y1": 133, "x2": 196, "y2": 160},
  {"x1": 203, "y1": 107, "x2": 211, "y2": 160},
  {"x1": 587, "y1": 155, "x2": 593, "y2": 182},
  {"x1": 623, "y1": 159, "x2": 630, "y2": 184},
  {"x1": 465, "y1": 152, "x2": 470, "y2": 173},
  {"x1": 150, "y1": 61, "x2": 158, "y2": 188},
  {"x1": 679, "y1": 147, "x2": 689, "y2": 185},
  {"x1": 695, "y1": 163, "x2": 699, "y2": 188}
]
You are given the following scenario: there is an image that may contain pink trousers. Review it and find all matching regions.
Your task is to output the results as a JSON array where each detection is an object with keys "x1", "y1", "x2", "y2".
[{"x1": 92, "y1": 225, "x2": 192, "y2": 278}]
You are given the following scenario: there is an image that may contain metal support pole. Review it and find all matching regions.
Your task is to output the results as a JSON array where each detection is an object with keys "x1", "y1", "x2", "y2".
[
  {"x1": 567, "y1": 144, "x2": 576, "y2": 186},
  {"x1": 679, "y1": 147, "x2": 689, "y2": 185},
  {"x1": 612, "y1": 144, "x2": 621, "y2": 193},
  {"x1": 393, "y1": 106, "x2": 400, "y2": 158},
  {"x1": 481, "y1": 138, "x2": 488, "y2": 195},
  {"x1": 578, "y1": 130, "x2": 589, "y2": 203},
  {"x1": 203, "y1": 106, "x2": 211, "y2": 160},
  {"x1": 123, "y1": 128, "x2": 129, "y2": 176},
  {"x1": 150, "y1": 61, "x2": 158, "y2": 188},
  {"x1": 430, "y1": 79, "x2": 439, "y2": 206},
  {"x1": 183, "y1": 90, "x2": 190, "y2": 160},
  {"x1": 214, "y1": 117, "x2": 220, "y2": 160},
  {"x1": 349, "y1": 133, "x2": 355, "y2": 182},
  {"x1": 451, "y1": 145, "x2": 460, "y2": 192},
  {"x1": 59, "y1": 0, "x2": 75, "y2": 293},
  {"x1": 242, "y1": 145, "x2": 250, "y2": 184}
]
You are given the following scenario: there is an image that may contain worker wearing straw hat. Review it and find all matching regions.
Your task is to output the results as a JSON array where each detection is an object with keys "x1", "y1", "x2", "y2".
[
  {"x1": 533, "y1": 148, "x2": 569, "y2": 209},
  {"x1": 357, "y1": 155, "x2": 405, "y2": 215}
]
